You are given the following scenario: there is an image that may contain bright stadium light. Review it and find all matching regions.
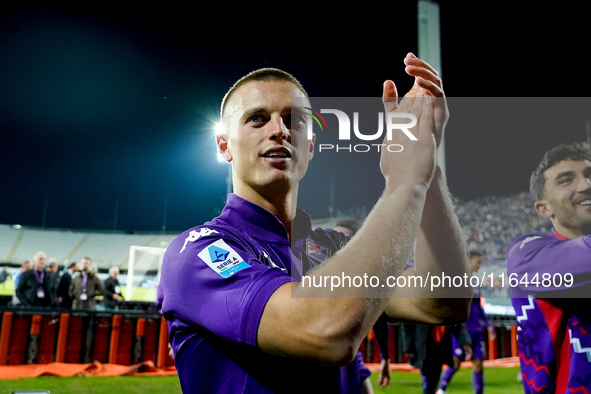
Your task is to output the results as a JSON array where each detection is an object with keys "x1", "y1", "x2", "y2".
[
  {"x1": 212, "y1": 121, "x2": 228, "y2": 162},
  {"x1": 214, "y1": 121, "x2": 225, "y2": 136},
  {"x1": 211, "y1": 120, "x2": 232, "y2": 193}
]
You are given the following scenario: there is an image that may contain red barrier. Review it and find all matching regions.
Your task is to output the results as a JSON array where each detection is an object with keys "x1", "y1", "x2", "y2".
[
  {"x1": 117, "y1": 317, "x2": 135, "y2": 365},
  {"x1": 488, "y1": 326, "x2": 499, "y2": 359},
  {"x1": 65, "y1": 315, "x2": 84, "y2": 363},
  {"x1": 0, "y1": 312, "x2": 13, "y2": 365},
  {"x1": 157, "y1": 317, "x2": 173, "y2": 368},
  {"x1": 37, "y1": 315, "x2": 59, "y2": 364},
  {"x1": 142, "y1": 318, "x2": 160, "y2": 363},
  {"x1": 0, "y1": 310, "x2": 170, "y2": 369},
  {"x1": 108, "y1": 314, "x2": 121, "y2": 365},
  {"x1": 93, "y1": 316, "x2": 112, "y2": 363},
  {"x1": 9, "y1": 314, "x2": 30, "y2": 365},
  {"x1": 55, "y1": 313, "x2": 69, "y2": 362},
  {"x1": 511, "y1": 324, "x2": 519, "y2": 357}
]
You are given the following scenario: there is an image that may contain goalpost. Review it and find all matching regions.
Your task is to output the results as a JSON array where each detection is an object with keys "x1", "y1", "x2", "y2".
[{"x1": 125, "y1": 245, "x2": 166, "y2": 302}]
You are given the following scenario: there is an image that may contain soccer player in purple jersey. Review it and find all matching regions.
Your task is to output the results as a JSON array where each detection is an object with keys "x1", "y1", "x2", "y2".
[
  {"x1": 160, "y1": 53, "x2": 471, "y2": 393},
  {"x1": 507, "y1": 141, "x2": 591, "y2": 394}
]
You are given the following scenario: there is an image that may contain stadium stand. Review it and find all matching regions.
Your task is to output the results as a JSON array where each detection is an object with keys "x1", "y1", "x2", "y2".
[
  {"x1": 0, "y1": 225, "x2": 177, "y2": 270},
  {"x1": 456, "y1": 192, "x2": 551, "y2": 264}
]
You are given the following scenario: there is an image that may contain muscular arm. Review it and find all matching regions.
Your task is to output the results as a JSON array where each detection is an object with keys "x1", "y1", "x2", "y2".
[
  {"x1": 382, "y1": 54, "x2": 471, "y2": 322},
  {"x1": 258, "y1": 182, "x2": 429, "y2": 365},
  {"x1": 384, "y1": 167, "x2": 472, "y2": 324}
]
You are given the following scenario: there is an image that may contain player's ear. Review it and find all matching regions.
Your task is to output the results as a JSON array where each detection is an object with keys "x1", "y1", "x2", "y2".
[
  {"x1": 216, "y1": 133, "x2": 232, "y2": 163},
  {"x1": 534, "y1": 200, "x2": 553, "y2": 219},
  {"x1": 308, "y1": 133, "x2": 316, "y2": 162}
]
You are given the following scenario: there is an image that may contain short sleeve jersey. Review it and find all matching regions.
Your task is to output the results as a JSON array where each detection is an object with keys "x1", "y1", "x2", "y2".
[
  {"x1": 507, "y1": 229, "x2": 591, "y2": 394},
  {"x1": 160, "y1": 194, "x2": 360, "y2": 393}
]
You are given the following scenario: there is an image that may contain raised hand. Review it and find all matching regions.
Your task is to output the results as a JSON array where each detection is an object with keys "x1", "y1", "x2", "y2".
[
  {"x1": 380, "y1": 53, "x2": 445, "y2": 192},
  {"x1": 403, "y1": 53, "x2": 448, "y2": 147}
]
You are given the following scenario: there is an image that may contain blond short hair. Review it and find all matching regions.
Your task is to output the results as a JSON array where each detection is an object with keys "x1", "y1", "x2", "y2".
[{"x1": 219, "y1": 68, "x2": 307, "y2": 130}]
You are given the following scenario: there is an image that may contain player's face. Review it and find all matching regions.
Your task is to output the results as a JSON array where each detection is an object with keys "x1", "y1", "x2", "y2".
[
  {"x1": 536, "y1": 159, "x2": 591, "y2": 237},
  {"x1": 219, "y1": 81, "x2": 315, "y2": 195}
]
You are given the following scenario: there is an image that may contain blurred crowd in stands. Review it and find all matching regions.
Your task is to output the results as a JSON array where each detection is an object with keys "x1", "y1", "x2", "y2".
[
  {"x1": 337, "y1": 192, "x2": 548, "y2": 299},
  {"x1": 341, "y1": 192, "x2": 547, "y2": 266},
  {"x1": 455, "y1": 192, "x2": 550, "y2": 265}
]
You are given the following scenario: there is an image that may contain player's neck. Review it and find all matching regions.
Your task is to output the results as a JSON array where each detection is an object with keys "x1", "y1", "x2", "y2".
[
  {"x1": 553, "y1": 222, "x2": 591, "y2": 239},
  {"x1": 234, "y1": 183, "x2": 298, "y2": 240}
]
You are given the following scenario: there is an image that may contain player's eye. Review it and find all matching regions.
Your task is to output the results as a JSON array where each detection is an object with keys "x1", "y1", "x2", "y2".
[{"x1": 249, "y1": 115, "x2": 263, "y2": 123}]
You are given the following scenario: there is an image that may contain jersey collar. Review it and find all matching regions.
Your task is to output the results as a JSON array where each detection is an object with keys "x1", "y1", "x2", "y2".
[
  {"x1": 552, "y1": 228, "x2": 569, "y2": 241},
  {"x1": 218, "y1": 194, "x2": 312, "y2": 245}
]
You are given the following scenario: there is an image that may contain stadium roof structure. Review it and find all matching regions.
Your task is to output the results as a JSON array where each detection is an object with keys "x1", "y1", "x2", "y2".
[{"x1": 0, "y1": 224, "x2": 177, "y2": 270}]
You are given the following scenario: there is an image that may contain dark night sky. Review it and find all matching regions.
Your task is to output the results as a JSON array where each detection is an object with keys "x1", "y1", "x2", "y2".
[{"x1": 1, "y1": 2, "x2": 590, "y2": 233}]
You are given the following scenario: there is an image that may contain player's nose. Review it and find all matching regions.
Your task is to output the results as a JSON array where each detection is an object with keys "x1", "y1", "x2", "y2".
[
  {"x1": 268, "y1": 114, "x2": 290, "y2": 141},
  {"x1": 577, "y1": 175, "x2": 591, "y2": 192}
]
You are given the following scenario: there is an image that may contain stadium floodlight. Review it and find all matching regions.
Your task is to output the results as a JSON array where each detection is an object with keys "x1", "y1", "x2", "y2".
[
  {"x1": 418, "y1": 0, "x2": 446, "y2": 174},
  {"x1": 211, "y1": 119, "x2": 232, "y2": 192},
  {"x1": 213, "y1": 121, "x2": 228, "y2": 163},
  {"x1": 214, "y1": 121, "x2": 225, "y2": 136}
]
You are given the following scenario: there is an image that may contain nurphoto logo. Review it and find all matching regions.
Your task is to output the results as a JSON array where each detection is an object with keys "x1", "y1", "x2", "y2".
[{"x1": 296, "y1": 97, "x2": 419, "y2": 154}]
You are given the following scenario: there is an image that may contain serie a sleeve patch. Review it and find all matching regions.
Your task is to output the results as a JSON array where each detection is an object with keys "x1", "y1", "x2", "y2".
[{"x1": 198, "y1": 239, "x2": 250, "y2": 278}]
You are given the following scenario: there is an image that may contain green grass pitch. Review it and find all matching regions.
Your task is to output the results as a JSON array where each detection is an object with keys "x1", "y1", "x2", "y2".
[{"x1": 2, "y1": 366, "x2": 524, "y2": 393}]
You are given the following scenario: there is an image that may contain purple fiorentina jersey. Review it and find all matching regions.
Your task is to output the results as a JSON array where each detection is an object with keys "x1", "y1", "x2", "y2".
[
  {"x1": 160, "y1": 194, "x2": 360, "y2": 393},
  {"x1": 507, "y1": 229, "x2": 591, "y2": 394}
]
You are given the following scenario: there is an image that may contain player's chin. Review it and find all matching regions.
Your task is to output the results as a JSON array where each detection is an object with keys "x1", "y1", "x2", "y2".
[
  {"x1": 573, "y1": 204, "x2": 591, "y2": 222},
  {"x1": 259, "y1": 171, "x2": 293, "y2": 188}
]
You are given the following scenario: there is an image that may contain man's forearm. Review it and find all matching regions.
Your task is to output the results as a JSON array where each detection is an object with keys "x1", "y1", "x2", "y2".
[
  {"x1": 267, "y1": 183, "x2": 428, "y2": 363},
  {"x1": 385, "y1": 167, "x2": 471, "y2": 323},
  {"x1": 416, "y1": 167, "x2": 469, "y2": 285},
  {"x1": 294, "y1": 182, "x2": 427, "y2": 298}
]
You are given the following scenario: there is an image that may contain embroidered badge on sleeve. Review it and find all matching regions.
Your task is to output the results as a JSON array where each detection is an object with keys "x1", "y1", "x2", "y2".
[
  {"x1": 306, "y1": 239, "x2": 330, "y2": 264},
  {"x1": 198, "y1": 239, "x2": 250, "y2": 278}
]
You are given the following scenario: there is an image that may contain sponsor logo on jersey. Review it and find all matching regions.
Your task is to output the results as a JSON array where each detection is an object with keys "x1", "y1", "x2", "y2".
[
  {"x1": 180, "y1": 228, "x2": 218, "y2": 253},
  {"x1": 519, "y1": 235, "x2": 542, "y2": 250},
  {"x1": 198, "y1": 239, "x2": 250, "y2": 278},
  {"x1": 262, "y1": 249, "x2": 286, "y2": 271}
]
